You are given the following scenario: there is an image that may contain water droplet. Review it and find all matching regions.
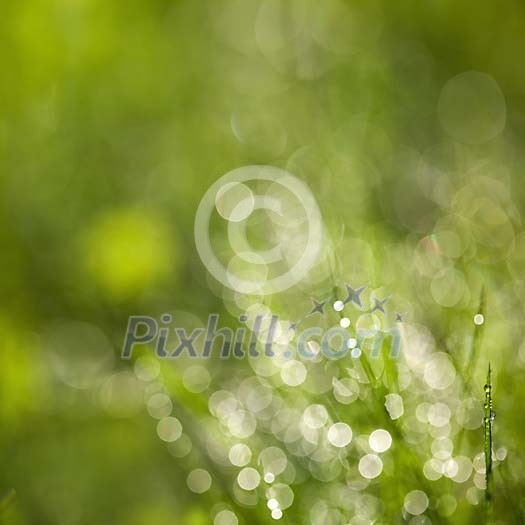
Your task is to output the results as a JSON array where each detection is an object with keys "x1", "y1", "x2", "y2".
[
  {"x1": 351, "y1": 347, "x2": 361, "y2": 358},
  {"x1": 474, "y1": 313, "x2": 485, "y2": 325},
  {"x1": 333, "y1": 300, "x2": 344, "y2": 312}
]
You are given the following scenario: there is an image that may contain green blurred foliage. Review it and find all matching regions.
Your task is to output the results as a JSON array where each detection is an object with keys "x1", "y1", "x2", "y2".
[{"x1": 2, "y1": 0, "x2": 525, "y2": 524}]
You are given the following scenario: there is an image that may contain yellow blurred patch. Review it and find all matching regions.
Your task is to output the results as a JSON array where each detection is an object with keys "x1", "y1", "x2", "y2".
[
  {"x1": 0, "y1": 317, "x2": 36, "y2": 423},
  {"x1": 82, "y1": 208, "x2": 177, "y2": 299}
]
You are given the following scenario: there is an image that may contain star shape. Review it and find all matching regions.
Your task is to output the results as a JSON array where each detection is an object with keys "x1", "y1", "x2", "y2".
[
  {"x1": 343, "y1": 283, "x2": 367, "y2": 307},
  {"x1": 307, "y1": 297, "x2": 330, "y2": 317},
  {"x1": 288, "y1": 320, "x2": 299, "y2": 331},
  {"x1": 395, "y1": 311, "x2": 406, "y2": 323},
  {"x1": 371, "y1": 295, "x2": 390, "y2": 314}
]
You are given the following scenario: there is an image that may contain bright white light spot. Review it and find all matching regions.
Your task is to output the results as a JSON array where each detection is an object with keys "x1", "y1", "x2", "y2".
[
  {"x1": 340, "y1": 317, "x2": 351, "y2": 328},
  {"x1": 334, "y1": 300, "x2": 344, "y2": 312},
  {"x1": 156, "y1": 416, "x2": 183, "y2": 442},
  {"x1": 474, "y1": 314, "x2": 484, "y2": 325},
  {"x1": 267, "y1": 498, "x2": 279, "y2": 510},
  {"x1": 385, "y1": 393, "x2": 404, "y2": 420},
  {"x1": 358, "y1": 454, "x2": 383, "y2": 479},
  {"x1": 281, "y1": 360, "x2": 307, "y2": 386},
  {"x1": 264, "y1": 472, "x2": 275, "y2": 483},
  {"x1": 404, "y1": 490, "x2": 429, "y2": 515},
  {"x1": 369, "y1": 429, "x2": 392, "y2": 453},
  {"x1": 187, "y1": 468, "x2": 212, "y2": 494},
  {"x1": 327, "y1": 422, "x2": 353, "y2": 447},
  {"x1": 271, "y1": 509, "x2": 283, "y2": 520},
  {"x1": 351, "y1": 347, "x2": 361, "y2": 358},
  {"x1": 229, "y1": 443, "x2": 252, "y2": 467},
  {"x1": 237, "y1": 467, "x2": 261, "y2": 490},
  {"x1": 346, "y1": 338, "x2": 357, "y2": 349}
]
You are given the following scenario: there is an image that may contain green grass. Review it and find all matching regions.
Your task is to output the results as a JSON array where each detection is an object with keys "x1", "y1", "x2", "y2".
[{"x1": 484, "y1": 364, "x2": 494, "y2": 524}]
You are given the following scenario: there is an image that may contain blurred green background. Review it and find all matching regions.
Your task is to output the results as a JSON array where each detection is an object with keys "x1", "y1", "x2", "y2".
[{"x1": 1, "y1": 1, "x2": 525, "y2": 524}]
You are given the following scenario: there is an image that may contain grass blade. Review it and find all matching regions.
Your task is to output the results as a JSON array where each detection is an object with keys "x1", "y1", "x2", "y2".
[{"x1": 484, "y1": 364, "x2": 494, "y2": 524}]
